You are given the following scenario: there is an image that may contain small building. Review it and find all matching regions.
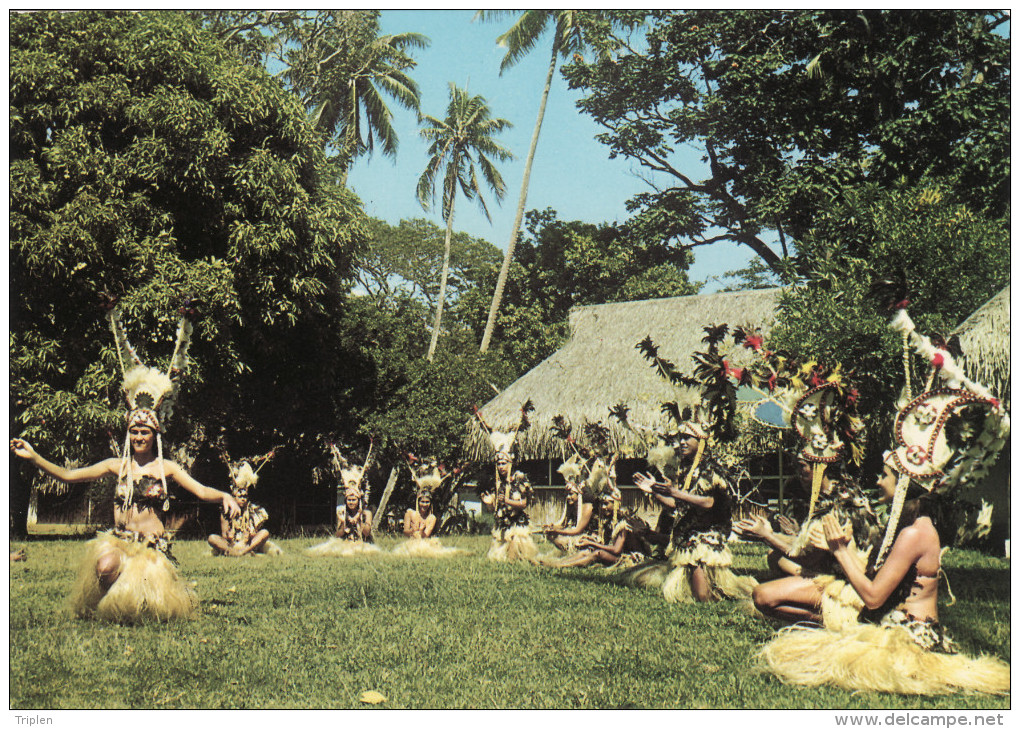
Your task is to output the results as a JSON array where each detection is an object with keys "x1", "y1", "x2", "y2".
[{"x1": 466, "y1": 288, "x2": 789, "y2": 523}]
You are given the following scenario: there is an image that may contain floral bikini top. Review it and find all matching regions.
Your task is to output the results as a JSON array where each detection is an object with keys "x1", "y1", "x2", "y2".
[{"x1": 115, "y1": 475, "x2": 170, "y2": 511}]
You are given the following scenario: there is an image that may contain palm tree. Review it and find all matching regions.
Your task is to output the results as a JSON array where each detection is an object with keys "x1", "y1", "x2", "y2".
[
  {"x1": 294, "y1": 11, "x2": 429, "y2": 182},
  {"x1": 476, "y1": 10, "x2": 592, "y2": 353},
  {"x1": 417, "y1": 83, "x2": 513, "y2": 361}
]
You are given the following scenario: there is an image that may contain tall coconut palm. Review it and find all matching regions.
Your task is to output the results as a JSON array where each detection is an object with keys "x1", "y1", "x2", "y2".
[
  {"x1": 297, "y1": 11, "x2": 429, "y2": 182},
  {"x1": 417, "y1": 83, "x2": 513, "y2": 361},
  {"x1": 476, "y1": 10, "x2": 592, "y2": 353}
]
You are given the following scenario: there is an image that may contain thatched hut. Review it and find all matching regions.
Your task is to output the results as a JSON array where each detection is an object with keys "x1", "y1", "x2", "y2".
[
  {"x1": 466, "y1": 288, "x2": 787, "y2": 523},
  {"x1": 952, "y1": 285, "x2": 1010, "y2": 552},
  {"x1": 953, "y1": 285, "x2": 1010, "y2": 405}
]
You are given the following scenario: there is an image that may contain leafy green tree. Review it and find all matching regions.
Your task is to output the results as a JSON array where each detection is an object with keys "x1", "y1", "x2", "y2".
[
  {"x1": 475, "y1": 10, "x2": 622, "y2": 353},
  {"x1": 355, "y1": 217, "x2": 502, "y2": 316},
  {"x1": 564, "y1": 10, "x2": 1009, "y2": 273},
  {"x1": 416, "y1": 83, "x2": 513, "y2": 361},
  {"x1": 10, "y1": 10, "x2": 367, "y2": 528},
  {"x1": 769, "y1": 182, "x2": 1009, "y2": 463}
]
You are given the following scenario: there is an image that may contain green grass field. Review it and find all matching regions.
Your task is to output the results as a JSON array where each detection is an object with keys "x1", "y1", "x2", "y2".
[{"x1": 8, "y1": 535, "x2": 1011, "y2": 710}]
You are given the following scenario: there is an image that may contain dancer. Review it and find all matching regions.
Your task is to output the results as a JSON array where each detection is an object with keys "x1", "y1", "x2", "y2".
[
  {"x1": 760, "y1": 307, "x2": 1010, "y2": 694},
  {"x1": 392, "y1": 458, "x2": 464, "y2": 557},
  {"x1": 549, "y1": 477, "x2": 656, "y2": 569},
  {"x1": 541, "y1": 454, "x2": 596, "y2": 553},
  {"x1": 306, "y1": 448, "x2": 379, "y2": 557},
  {"x1": 208, "y1": 448, "x2": 282, "y2": 557},
  {"x1": 474, "y1": 401, "x2": 538, "y2": 563},
  {"x1": 9, "y1": 304, "x2": 239, "y2": 622},
  {"x1": 631, "y1": 422, "x2": 756, "y2": 602}
]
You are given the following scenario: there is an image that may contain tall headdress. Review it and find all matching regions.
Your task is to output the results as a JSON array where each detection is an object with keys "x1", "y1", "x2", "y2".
[
  {"x1": 636, "y1": 325, "x2": 742, "y2": 490},
  {"x1": 474, "y1": 399, "x2": 534, "y2": 471},
  {"x1": 216, "y1": 439, "x2": 279, "y2": 498},
  {"x1": 872, "y1": 308, "x2": 1009, "y2": 567},
  {"x1": 106, "y1": 300, "x2": 196, "y2": 507},
  {"x1": 408, "y1": 455, "x2": 450, "y2": 504},
  {"x1": 331, "y1": 440, "x2": 374, "y2": 508}
]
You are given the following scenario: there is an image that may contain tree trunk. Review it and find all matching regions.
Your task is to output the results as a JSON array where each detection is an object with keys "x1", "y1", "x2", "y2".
[
  {"x1": 373, "y1": 466, "x2": 400, "y2": 533},
  {"x1": 427, "y1": 196, "x2": 456, "y2": 361},
  {"x1": 479, "y1": 37, "x2": 560, "y2": 353}
]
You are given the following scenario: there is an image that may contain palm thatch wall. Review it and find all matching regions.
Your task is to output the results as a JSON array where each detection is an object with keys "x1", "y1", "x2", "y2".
[
  {"x1": 467, "y1": 288, "x2": 783, "y2": 461},
  {"x1": 952, "y1": 285, "x2": 1010, "y2": 405}
]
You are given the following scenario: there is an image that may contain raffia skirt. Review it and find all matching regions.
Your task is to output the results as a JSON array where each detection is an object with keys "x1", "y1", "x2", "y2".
[
  {"x1": 305, "y1": 538, "x2": 381, "y2": 557},
  {"x1": 69, "y1": 531, "x2": 198, "y2": 622},
  {"x1": 760, "y1": 610, "x2": 1010, "y2": 695},
  {"x1": 661, "y1": 530, "x2": 757, "y2": 603},
  {"x1": 391, "y1": 537, "x2": 465, "y2": 558},
  {"x1": 487, "y1": 525, "x2": 539, "y2": 563}
]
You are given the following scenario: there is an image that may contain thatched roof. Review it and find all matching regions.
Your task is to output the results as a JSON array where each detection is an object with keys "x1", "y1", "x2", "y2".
[
  {"x1": 952, "y1": 285, "x2": 1010, "y2": 404},
  {"x1": 468, "y1": 288, "x2": 783, "y2": 460}
]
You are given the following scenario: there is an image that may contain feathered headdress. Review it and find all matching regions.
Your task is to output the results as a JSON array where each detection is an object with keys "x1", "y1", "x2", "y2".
[
  {"x1": 873, "y1": 307, "x2": 1009, "y2": 567},
  {"x1": 331, "y1": 440, "x2": 374, "y2": 504},
  {"x1": 408, "y1": 455, "x2": 449, "y2": 497},
  {"x1": 106, "y1": 300, "x2": 197, "y2": 508},
  {"x1": 474, "y1": 399, "x2": 534, "y2": 468},
  {"x1": 217, "y1": 440, "x2": 279, "y2": 498}
]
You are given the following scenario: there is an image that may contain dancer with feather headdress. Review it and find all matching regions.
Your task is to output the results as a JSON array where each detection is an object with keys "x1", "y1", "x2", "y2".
[
  {"x1": 760, "y1": 293, "x2": 1010, "y2": 695},
  {"x1": 305, "y1": 444, "x2": 380, "y2": 557},
  {"x1": 475, "y1": 401, "x2": 539, "y2": 563},
  {"x1": 10, "y1": 300, "x2": 240, "y2": 622},
  {"x1": 618, "y1": 327, "x2": 757, "y2": 602},
  {"x1": 391, "y1": 456, "x2": 466, "y2": 558},
  {"x1": 208, "y1": 442, "x2": 283, "y2": 557}
]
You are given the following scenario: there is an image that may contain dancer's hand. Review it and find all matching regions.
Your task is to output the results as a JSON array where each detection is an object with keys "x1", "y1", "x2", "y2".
[
  {"x1": 822, "y1": 514, "x2": 851, "y2": 552},
  {"x1": 633, "y1": 472, "x2": 657, "y2": 493},
  {"x1": 9, "y1": 439, "x2": 36, "y2": 461},
  {"x1": 733, "y1": 514, "x2": 772, "y2": 540},
  {"x1": 222, "y1": 493, "x2": 241, "y2": 518},
  {"x1": 776, "y1": 514, "x2": 799, "y2": 536}
]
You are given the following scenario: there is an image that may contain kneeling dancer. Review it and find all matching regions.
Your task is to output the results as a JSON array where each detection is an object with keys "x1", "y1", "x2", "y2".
[
  {"x1": 10, "y1": 306, "x2": 239, "y2": 622},
  {"x1": 760, "y1": 306, "x2": 1010, "y2": 694},
  {"x1": 306, "y1": 449, "x2": 379, "y2": 556}
]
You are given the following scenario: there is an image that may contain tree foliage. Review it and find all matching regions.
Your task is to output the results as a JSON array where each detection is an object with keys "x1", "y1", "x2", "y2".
[
  {"x1": 193, "y1": 10, "x2": 428, "y2": 179},
  {"x1": 10, "y1": 11, "x2": 367, "y2": 487},
  {"x1": 769, "y1": 182, "x2": 1009, "y2": 464},
  {"x1": 564, "y1": 9, "x2": 1009, "y2": 272}
]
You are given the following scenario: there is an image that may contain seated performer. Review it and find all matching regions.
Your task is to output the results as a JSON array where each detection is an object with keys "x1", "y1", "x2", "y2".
[
  {"x1": 542, "y1": 455, "x2": 596, "y2": 553},
  {"x1": 631, "y1": 422, "x2": 756, "y2": 603},
  {"x1": 9, "y1": 305, "x2": 239, "y2": 622},
  {"x1": 208, "y1": 454, "x2": 281, "y2": 557},
  {"x1": 549, "y1": 483, "x2": 655, "y2": 569},
  {"x1": 306, "y1": 455, "x2": 379, "y2": 557},
  {"x1": 392, "y1": 460, "x2": 464, "y2": 558},
  {"x1": 738, "y1": 380, "x2": 880, "y2": 627},
  {"x1": 760, "y1": 305, "x2": 1010, "y2": 695}
]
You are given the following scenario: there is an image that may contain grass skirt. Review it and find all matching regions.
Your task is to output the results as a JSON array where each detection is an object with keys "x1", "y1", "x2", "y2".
[
  {"x1": 487, "y1": 526, "x2": 539, "y2": 563},
  {"x1": 391, "y1": 537, "x2": 465, "y2": 558},
  {"x1": 69, "y1": 532, "x2": 197, "y2": 622},
  {"x1": 760, "y1": 620, "x2": 1010, "y2": 695},
  {"x1": 305, "y1": 538, "x2": 381, "y2": 557},
  {"x1": 616, "y1": 560, "x2": 670, "y2": 589},
  {"x1": 661, "y1": 532, "x2": 757, "y2": 603},
  {"x1": 813, "y1": 575, "x2": 865, "y2": 630}
]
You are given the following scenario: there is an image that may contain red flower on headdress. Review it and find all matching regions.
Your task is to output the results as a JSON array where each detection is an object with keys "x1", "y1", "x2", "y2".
[
  {"x1": 809, "y1": 370, "x2": 825, "y2": 388},
  {"x1": 846, "y1": 388, "x2": 859, "y2": 406},
  {"x1": 742, "y1": 334, "x2": 764, "y2": 352},
  {"x1": 931, "y1": 353, "x2": 945, "y2": 369}
]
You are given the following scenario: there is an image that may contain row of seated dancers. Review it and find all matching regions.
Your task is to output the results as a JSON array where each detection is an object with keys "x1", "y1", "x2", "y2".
[{"x1": 8, "y1": 304, "x2": 1010, "y2": 695}]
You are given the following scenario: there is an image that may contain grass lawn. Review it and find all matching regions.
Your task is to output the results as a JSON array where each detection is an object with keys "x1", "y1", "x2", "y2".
[{"x1": 8, "y1": 535, "x2": 1011, "y2": 710}]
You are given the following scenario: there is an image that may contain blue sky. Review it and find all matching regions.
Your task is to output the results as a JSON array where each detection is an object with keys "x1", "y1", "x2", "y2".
[{"x1": 348, "y1": 9, "x2": 759, "y2": 291}]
